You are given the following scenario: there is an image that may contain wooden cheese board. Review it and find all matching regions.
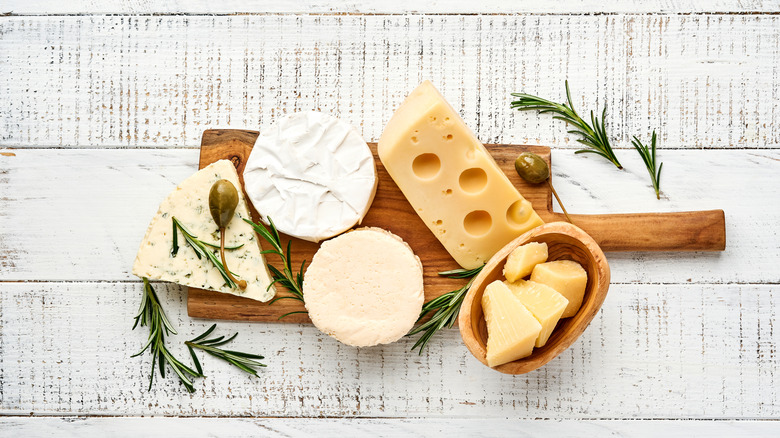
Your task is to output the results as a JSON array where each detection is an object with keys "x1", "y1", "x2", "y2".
[{"x1": 187, "y1": 129, "x2": 726, "y2": 323}]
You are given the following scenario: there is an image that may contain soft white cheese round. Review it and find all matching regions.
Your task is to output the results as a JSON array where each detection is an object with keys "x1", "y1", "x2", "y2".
[
  {"x1": 303, "y1": 227, "x2": 424, "y2": 347},
  {"x1": 243, "y1": 111, "x2": 377, "y2": 242}
]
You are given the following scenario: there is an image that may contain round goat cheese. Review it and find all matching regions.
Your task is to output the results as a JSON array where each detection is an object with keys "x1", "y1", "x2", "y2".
[
  {"x1": 303, "y1": 228, "x2": 424, "y2": 347},
  {"x1": 243, "y1": 111, "x2": 377, "y2": 242}
]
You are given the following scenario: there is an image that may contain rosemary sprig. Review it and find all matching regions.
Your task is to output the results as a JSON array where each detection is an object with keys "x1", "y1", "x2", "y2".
[
  {"x1": 510, "y1": 80, "x2": 623, "y2": 169},
  {"x1": 244, "y1": 217, "x2": 308, "y2": 319},
  {"x1": 132, "y1": 279, "x2": 267, "y2": 391},
  {"x1": 132, "y1": 278, "x2": 202, "y2": 392},
  {"x1": 407, "y1": 265, "x2": 484, "y2": 354},
  {"x1": 632, "y1": 131, "x2": 663, "y2": 199},
  {"x1": 171, "y1": 216, "x2": 243, "y2": 289},
  {"x1": 186, "y1": 324, "x2": 267, "y2": 377}
]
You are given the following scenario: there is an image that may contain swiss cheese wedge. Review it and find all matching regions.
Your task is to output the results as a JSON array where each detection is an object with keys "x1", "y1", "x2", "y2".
[
  {"x1": 132, "y1": 160, "x2": 276, "y2": 302},
  {"x1": 378, "y1": 81, "x2": 544, "y2": 269}
]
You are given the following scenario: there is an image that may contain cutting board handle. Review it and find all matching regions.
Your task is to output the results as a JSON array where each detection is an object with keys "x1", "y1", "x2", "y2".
[{"x1": 562, "y1": 209, "x2": 726, "y2": 252}]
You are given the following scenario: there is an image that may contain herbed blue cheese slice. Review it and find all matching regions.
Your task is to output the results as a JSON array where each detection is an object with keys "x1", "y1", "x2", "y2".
[{"x1": 132, "y1": 160, "x2": 276, "y2": 302}]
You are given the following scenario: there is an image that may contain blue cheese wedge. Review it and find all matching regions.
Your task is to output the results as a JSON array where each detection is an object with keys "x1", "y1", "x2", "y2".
[{"x1": 132, "y1": 160, "x2": 275, "y2": 302}]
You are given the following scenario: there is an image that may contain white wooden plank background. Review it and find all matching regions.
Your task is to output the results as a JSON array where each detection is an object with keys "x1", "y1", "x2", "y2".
[
  {"x1": 1, "y1": 15, "x2": 779, "y2": 150},
  {"x1": 0, "y1": 280, "x2": 778, "y2": 417},
  {"x1": 1, "y1": 3, "x2": 779, "y2": 434},
  {"x1": 4, "y1": 0, "x2": 780, "y2": 14},
  {"x1": 1, "y1": 418, "x2": 780, "y2": 438},
  {"x1": 0, "y1": 149, "x2": 775, "y2": 284}
]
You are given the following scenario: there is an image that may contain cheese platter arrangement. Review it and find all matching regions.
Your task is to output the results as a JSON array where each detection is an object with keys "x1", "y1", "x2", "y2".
[{"x1": 131, "y1": 81, "x2": 726, "y2": 391}]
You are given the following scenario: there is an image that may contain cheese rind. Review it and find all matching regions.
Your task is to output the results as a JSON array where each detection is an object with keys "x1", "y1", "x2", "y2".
[
  {"x1": 378, "y1": 81, "x2": 544, "y2": 269},
  {"x1": 530, "y1": 260, "x2": 588, "y2": 318},
  {"x1": 482, "y1": 280, "x2": 542, "y2": 367},
  {"x1": 303, "y1": 227, "x2": 424, "y2": 347},
  {"x1": 503, "y1": 242, "x2": 548, "y2": 282},
  {"x1": 504, "y1": 280, "x2": 568, "y2": 348},
  {"x1": 243, "y1": 111, "x2": 378, "y2": 242},
  {"x1": 132, "y1": 160, "x2": 276, "y2": 302}
]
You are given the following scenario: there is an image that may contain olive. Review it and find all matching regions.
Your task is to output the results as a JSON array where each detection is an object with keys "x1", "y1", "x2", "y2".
[
  {"x1": 514, "y1": 151, "x2": 574, "y2": 224},
  {"x1": 514, "y1": 152, "x2": 550, "y2": 184},
  {"x1": 209, "y1": 180, "x2": 247, "y2": 289},
  {"x1": 209, "y1": 179, "x2": 239, "y2": 228}
]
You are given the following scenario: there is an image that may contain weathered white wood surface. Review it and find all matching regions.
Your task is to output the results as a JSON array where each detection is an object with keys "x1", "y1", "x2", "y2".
[
  {"x1": 4, "y1": 1, "x2": 780, "y2": 14},
  {"x1": 0, "y1": 281, "x2": 778, "y2": 417},
  {"x1": 0, "y1": 150, "x2": 777, "y2": 417},
  {"x1": 1, "y1": 15, "x2": 779, "y2": 149},
  {"x1": 0, "y1": 148, "x2": 775, "y2": 284},
  {"x1": 1, "y1": 418, "x2": 779, "y2": 437},
  {"x1": 0, "y1": 6, "x2": 779, "y2": 431}
]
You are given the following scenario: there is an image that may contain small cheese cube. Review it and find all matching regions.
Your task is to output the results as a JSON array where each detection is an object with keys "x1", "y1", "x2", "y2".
[
  {"x1": 481, "y1": 280, "x2": 542, "y2": 367},
  {"x1": 504, "y1": 280, "x2": 568, "y2": 347},
  {"x1": 530, "y1": 260, "x2": 588, "y2": 318},
  {"x1": 503, "y1": 242, "x2": 548, "y2": 282}
]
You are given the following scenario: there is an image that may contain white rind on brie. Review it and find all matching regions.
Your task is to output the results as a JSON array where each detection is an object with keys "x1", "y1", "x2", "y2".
[
  {"x1": 243, "y1": 111, "x2": 377, "y2": 242},
  {"x1": 303, "y1": 227, "x2": 424, "y2": 347},
  {"x1": 132, "y1": 159, "x2": 276, "y2": 302}
]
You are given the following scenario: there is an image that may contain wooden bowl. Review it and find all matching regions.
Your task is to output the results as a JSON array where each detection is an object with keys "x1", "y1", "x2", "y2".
[{"x1": 458, "y1": 221, "x2": 610, "y2": 374}]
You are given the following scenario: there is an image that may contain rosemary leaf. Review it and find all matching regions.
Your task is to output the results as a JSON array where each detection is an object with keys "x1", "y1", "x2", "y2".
[
  {"x1": 407, "y1": 266, "x2": 483, "y2": 354},
  {"x1": 244, "y1": 217, "x2": 306, "y2": 315},
  {"x1": 510, "y1": 80, "x2": 623, "y2": 169},
  {"x1": 632, "y1": 131, "x2": 663, "y2": 199},
  {"x1": 132, "y1": 278, "x2": 202, "y2": 393},
  {"x1": 201, "y1": 241, "x2": 244, "y2": 251},
  {"x1": 171, "y1": 216, "x2": 242, "y2": 289},
  {"x1": 188, "y1": 345, "x2": 203, "y2": 376},
  {"x1": 186, "y1": 324, "x2": 267, "y2": 377}
]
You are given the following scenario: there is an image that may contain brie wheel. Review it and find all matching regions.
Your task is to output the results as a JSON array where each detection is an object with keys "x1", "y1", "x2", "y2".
[
  {"x1": 243, "y1": 111, "x2": 378, "y2": 242},
  {"x1": 303, "y1": 228, "x2": 424, "y2": 347}
]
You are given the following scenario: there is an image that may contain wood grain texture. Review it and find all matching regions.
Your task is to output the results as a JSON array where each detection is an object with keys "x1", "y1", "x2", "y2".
[
  {"x1": 188, "y1": 130, "x2": 722, "y2": 323},
  {"x1": 4, "y1": 0, "x2": 780, "y2": 14},
  {"x1": 1, "y1": 15, "x2": 779, "y2": 150},
  {"x1": 1, "y1": 418, "x2": 780, "y2": 437},
  {"x1": 1, "y1": 281, "x2": 777, "y2": 417},
  {"x1": 460, "y1": 222, "x2": 611, "y2": 374}
]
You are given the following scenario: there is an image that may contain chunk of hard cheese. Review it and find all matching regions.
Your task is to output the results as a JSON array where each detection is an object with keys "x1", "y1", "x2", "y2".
[
  {"x1": 303, "y1": 228, "x2": 424, "y2": 347},
  {"x1": 504, "y1": 280, "x2": 568, "y2": 348},
  {"x1": 530, "y1": 260, "x2": 588, "y2": 318},
  {"x1": 503, "y1": 242, "x2": 548, "y2": 282},
  {"x1": 378, "y1": 81, "x2": 544, "y2": 269},
  {"x1": 482, "y1": 280, "x2": 542, "y2": 367}
]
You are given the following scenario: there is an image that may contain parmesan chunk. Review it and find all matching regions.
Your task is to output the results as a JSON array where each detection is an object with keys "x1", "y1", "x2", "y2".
[
  {"x1": 482, "y1": 280, "x2": 541, "y2": 367},
  {"x1": 504, "y1": 280, "x2": 568, "y2": 347},
  {"x1": 503, "y1": 242, "x2": 548, "y2": 282},
  {"x1": 530, "y1": 260, "x2": 588, "y2": 318}
]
